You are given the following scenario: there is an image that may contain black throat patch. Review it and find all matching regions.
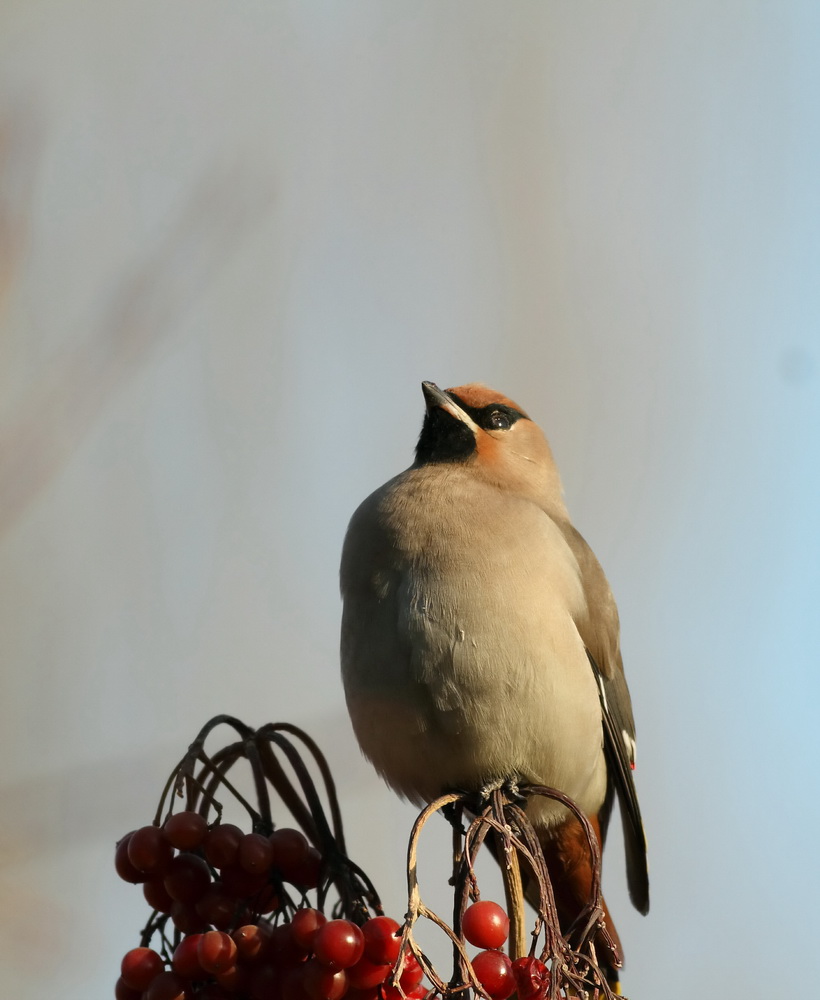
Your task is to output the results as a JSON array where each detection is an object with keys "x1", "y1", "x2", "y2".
[{"x1": 414, "y1": 394, "x2": 526, "y2": 465}]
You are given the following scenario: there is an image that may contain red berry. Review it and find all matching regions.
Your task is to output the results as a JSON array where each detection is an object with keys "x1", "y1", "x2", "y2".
[
  {"x1": 253, "y1": 882, "x2": 280, "y2": 915},
  {"x1": 462, "y1": 901, "x2": 509, "y2": 950},
  {"x1": 281, "y1": 965, "x2": 312, "y2": 1000},
  {"x1": 248, "y1": 962, "x2": 280, "y2": 1000},
  {"x1": 269, "y1": 922, "x2": 310, "y2": 967},
  {"x1": 195, "y1": 983, "x2": 229, "y2": 1000},
  {"x1": 313, "y1": 920, "x2": 365, "y2": 971},
  {"x1": 347, "y1": 956, "x2": 392, "y2": 990},
  {"x1": 115, "y1": 976, "x2": 144, "y2": 1000},
  {"x1": 203, "y1": 823, "x2": 244, "y2": 869},
  {"x1": 172, "y1": 933, "x2": 204, "y2": 979},
  {"x1": 345, "y1": 989, "x2": 381, "y2": 1000},
  {"x1": 511, "y1": 956, "x2": 550, "y2": 1000},
  {"x1": 233, "y1": 923, "x2": 269, "y2": 961},
  {"x1": 303, "y1": 958, "x2": 349, "y2": 1000},
  {"x1": 196, "y1": 884, "x2": 239, "y2": 929},
  {"x1": 398, "y1": 952, "x2": 424, "y2": 991},
  {"x1": 143, "y1": 876, "x2": 175, "y2": 914},
  {"x1": 144, "y1": 970, "x2": 187, "y2": 1000},
  {"x1": 239, "y1": 832, "x2": 274, "y2": 874},
  {"x1": 197, "y1": 985, "x2": 232, "y2": 1000},
  {"x1": 171, "y1": 901, "x2": 209, "y2": 934},
  {"x1": 220, "y1": 863, "x2": 268, "y2": 899},
  {"x1": 288, "y1": 846, "x2": 323, "y2": 889},
  {"x1": 361, "y1": 916, "x2": 401, "y2": 965},
  {"x1": 198, "y1": 930, "x2": 238, "y2": 974},
  {"x1": 382, "y1": 986, "x2": 426, "y2": 1000},
  {"x1": 216, "y1": 963, "x2": 249, "y2": 992},
  {"x1": 121, "y1": 947, "x2": 165, "y2": 990},
  {"x1": 471, "y1": 950, "x2": 515, "y2": 1000},
  {"x1": 128, "y1": 825, "x2": 174, "y2": 876},
  {"x1": 269, "y1": 828, "x2": 310, "y2": 877},
  {"x1": 291, "y1": 908, "x2": 327, "y2": 951},
  {"x1": 163, "y1": 811, "x2": 208, "y2": 850},
  {"x1": 115, "y1": 832, "x2": 147, "y2": 884},
  {"x1": 164, "y1": 853, "x2": 211, "y2": 904}
]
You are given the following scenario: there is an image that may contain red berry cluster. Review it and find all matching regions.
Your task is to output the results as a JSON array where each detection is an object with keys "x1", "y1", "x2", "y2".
[
  {"x1": 115, "y1": 812, "x2": 420, "y2": 1000},
  {"x1": 117, "y1": 913, "x2": 421, "y2": 1000},
  {"x1": 461, "y1": 901, "x2": 550, "y2": 1000},
  {"x1": 116, "y1": 814, "x2": 322, "y2": 935}
]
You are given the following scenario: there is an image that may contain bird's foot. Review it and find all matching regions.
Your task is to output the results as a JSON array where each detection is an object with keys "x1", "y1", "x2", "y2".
[{"x1": 477, "y1": 775, "x2": 525, "y2": 804}]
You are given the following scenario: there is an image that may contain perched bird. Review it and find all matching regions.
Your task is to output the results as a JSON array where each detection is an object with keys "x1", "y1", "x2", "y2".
[{"x1": 340, "y1": 381, "x2": 648, "y2": 979}]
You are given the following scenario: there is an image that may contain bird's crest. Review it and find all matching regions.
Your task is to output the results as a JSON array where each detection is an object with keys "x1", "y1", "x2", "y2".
[{"x1": 446, "y1": 383, "x2": 530, "y2": 419}]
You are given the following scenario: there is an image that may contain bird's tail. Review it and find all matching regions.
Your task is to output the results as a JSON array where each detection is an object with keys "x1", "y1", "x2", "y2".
[{"x1": 531, "y1": 814, "x2": 623, "y2": 982}]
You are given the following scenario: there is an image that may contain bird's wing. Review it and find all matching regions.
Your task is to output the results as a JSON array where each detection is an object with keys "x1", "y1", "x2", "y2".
[{"x1": 559, "y1": 522, "x2": 650, "y2": 915}]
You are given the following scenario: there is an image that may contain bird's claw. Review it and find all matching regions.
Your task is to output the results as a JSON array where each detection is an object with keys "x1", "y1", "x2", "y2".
[{"x1": 477, "y1": 775, "x2": 524, "y2": 804}]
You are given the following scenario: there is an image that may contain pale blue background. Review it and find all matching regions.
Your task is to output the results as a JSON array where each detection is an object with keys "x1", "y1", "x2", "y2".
[{"x1": 1, "y1": 4, "x2": 818, "y2": 997}]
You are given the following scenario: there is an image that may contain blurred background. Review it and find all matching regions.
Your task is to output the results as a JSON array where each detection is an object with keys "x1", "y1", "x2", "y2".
[{"x1": 1, "y1": 2, "x2": 818, "y2": 997}]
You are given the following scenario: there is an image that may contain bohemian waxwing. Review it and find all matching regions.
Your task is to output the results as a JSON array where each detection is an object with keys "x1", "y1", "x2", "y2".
[{"x1": 340, "y1": 381, "x2": 649, "y2": 980}]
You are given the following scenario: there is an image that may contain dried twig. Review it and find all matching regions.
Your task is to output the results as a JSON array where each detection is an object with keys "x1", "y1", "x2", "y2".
[{"x1": 399, "y1": 784, "x2": 621, "y2": 1000}]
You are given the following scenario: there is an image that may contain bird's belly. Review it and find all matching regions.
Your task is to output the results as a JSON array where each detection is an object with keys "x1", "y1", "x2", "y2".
[
  {"x1": 341, "y1": 489, "x2": 609, "y2": 828},
  {"x1": 345, "y1": 590, "x2": 607, "y2": 826}
]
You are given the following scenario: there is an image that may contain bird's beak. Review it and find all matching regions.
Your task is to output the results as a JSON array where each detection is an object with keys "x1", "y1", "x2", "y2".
[{"x1": 421, "y1": 381, "x2": 480, "y2": 432}]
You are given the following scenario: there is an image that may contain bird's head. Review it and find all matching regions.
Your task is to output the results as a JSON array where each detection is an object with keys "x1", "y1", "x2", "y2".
[{"x1": 414, "y1": 381, "x2": 566, "y2": 513}]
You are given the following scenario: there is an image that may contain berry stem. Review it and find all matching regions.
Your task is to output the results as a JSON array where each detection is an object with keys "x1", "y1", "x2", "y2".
[
  {"x1": 262, "y1": 723, "x2": 349, "y2": 854},
  {"x1": 497, "y1": 829, "x2": 526, "y2": 961},
  {"x1": 194, "y1": 742, "x2": 261, "y2": 824},
  {"x1": 256, "y1": 738, "x2": 320, "y2": 843}
]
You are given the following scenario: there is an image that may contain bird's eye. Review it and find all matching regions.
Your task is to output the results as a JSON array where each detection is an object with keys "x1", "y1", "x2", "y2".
[{"x1": 489, "y1": 410, "x2": 511, "y2": 430}]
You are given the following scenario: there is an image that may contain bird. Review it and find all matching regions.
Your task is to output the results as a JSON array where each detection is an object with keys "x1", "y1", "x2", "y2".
[{"x1": 340, "y1": 380, "x2": 649, "y2": 981}]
